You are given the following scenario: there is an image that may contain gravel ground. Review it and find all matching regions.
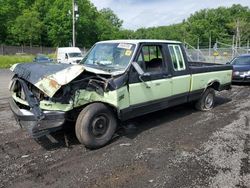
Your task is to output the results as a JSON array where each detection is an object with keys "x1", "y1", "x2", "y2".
[{"x1": 0, "y1": 69, "x2": 249, "y2": 188}]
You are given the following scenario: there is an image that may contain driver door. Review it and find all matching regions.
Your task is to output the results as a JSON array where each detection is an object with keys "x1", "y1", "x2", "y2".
[{"x1": 128, "y1": 44, "x2": 172, "y2": 115}]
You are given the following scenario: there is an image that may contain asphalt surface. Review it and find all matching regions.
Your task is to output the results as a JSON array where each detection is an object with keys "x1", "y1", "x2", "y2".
[{"x1": 0, "y1": 69, "x2": 250, "y2": 188}]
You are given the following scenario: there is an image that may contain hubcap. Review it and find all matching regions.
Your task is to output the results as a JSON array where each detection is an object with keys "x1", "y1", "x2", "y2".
[
  {"x1": 205, "y1": 93, "x2": 214, "y2": 109},
  {"x1": 91, "y1": 115, "x2": 109, "y2": 137}
]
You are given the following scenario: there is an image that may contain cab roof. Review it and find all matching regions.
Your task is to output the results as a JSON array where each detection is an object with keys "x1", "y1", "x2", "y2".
[{"x1": 97, "y1": 39, "x2": 181, "y2": 45}]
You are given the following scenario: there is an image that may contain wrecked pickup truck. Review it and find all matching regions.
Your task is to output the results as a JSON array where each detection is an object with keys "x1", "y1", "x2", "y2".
[{"x1": 9, "y1": 40, "x2": 233, "y2": 148}]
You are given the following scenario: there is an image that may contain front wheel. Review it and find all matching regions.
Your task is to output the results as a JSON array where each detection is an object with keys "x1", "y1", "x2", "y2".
[
  {"x1": 195, "y1": 88, "x2": 215, "y2": 111},
  {"x1": 75, "y1": 103, "x2": 117, "y2": 149}
]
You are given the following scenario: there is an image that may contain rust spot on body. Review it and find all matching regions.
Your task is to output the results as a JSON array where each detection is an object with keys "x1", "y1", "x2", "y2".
[{"x1": 49, "y1": 79, "x2": 60, "y2": 89}]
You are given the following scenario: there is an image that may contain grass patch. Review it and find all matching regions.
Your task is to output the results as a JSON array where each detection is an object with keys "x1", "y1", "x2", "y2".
[
  {"x1": 0, "y1": 55, "x2": 35, "y2": 69},
  {"x1": 48, "y1": 53, "x2": 56, "y2": 59}
]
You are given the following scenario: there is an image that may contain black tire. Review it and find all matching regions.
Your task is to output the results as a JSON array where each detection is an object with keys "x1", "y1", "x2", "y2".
[
  {"x1": 75, "y1": 103, "x2": 117, "y2": 149},
  {"x1": 195, "y1": 88, "x2": 215, "y2": 111}
]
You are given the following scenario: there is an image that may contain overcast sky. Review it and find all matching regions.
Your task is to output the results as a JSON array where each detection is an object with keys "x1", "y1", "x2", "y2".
[{"x1": 90, "y1": 0, "x2": 250, "y2": 30}]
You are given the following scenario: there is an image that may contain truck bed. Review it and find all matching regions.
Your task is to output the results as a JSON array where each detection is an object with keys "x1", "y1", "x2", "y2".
[{"x1": 189, "y1": 61, "x2": 233, "y2": 74}]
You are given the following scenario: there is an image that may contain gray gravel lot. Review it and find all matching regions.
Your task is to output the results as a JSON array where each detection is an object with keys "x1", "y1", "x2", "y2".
[{"x1": 0, "y1": 69, "x2": 249, "y2": 188}]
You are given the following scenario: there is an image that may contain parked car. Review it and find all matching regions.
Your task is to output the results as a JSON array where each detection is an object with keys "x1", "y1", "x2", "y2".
[
  {"x1": 230, "y1": 54, "x2": 250, "y2": 83},
  {"x1": 9, "y1": 40, "x2": 232, "y2": 149},
  {"x1": 57, "y1": 47, "x2": 83, "y2": 64},
  {"x1": 33, "y1": 54, "x2": 52, "y2": 63}
]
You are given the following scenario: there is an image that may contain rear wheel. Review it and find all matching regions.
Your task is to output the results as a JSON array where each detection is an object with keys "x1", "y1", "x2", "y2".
[
  {"x1": 195, "y1": 88, "x2": 215, "y2": 111},
  {"x1": 75, "y1": 103, "x2": 117, "y2": 149}
]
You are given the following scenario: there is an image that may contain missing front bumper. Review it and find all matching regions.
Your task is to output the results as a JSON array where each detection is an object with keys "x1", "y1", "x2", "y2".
[{"x1": 10, "y1": 99, "x2": 66, "y2": 138}]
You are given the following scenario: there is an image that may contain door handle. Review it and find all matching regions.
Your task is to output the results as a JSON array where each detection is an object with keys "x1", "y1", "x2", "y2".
[{"x1": 155, "y1": 83, "x2": 161, "y2": 86}]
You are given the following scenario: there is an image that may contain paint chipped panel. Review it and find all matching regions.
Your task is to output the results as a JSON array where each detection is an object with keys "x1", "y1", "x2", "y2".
[
  {"x1": 34, "y1": 65, "x2": 84, "y2": 97},
  {"x1": 11, "y1": 63, "x2": 84, "y2": 97},
  {"x1": 45, "y1": 65, "x2": 84, "y2": 85}
]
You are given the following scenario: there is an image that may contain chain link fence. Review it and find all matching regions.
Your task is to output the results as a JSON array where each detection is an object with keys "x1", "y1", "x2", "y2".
[
  {"x1": 0, "y1": 45, "x2": 88, "y2": 56},
  {"x1": 185, "y1": 43, "x2": 250, "y2": 64},
  {"x1": 0, "y1": 45, "x2": 57, "y2": 55}
]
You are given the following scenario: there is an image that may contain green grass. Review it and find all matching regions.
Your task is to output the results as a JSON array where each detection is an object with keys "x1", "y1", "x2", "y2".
[
  {"x1": 48, "y1": 53, "x2": 56, "y2": 59},
  {"x1": 0, "y1": 55, "x2": 35, "y2": 69}
]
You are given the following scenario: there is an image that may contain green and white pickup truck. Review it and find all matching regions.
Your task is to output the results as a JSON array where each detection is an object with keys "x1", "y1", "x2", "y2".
[{"x1": 9, "y1": 40, "x2": 233, "y2": 148}]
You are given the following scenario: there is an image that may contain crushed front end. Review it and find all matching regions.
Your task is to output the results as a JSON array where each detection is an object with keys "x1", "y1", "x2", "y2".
[
  {"x1": 9, "y1": 77, "x2": 69, "y2": 138},
  {"x1": 9, "y1": 62, "x2": 129, "y2": 138},
  {"x1": 8, "y1": 63, "x2": 84, "y2": 138}
]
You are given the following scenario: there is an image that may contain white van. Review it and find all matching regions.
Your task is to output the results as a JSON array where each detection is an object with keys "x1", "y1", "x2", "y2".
[{"x1": 57, "y1": 47, "x2": 83, "y2": 64}]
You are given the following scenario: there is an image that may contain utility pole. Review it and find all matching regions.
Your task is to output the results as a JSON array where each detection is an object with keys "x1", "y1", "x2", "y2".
[
  {"x1": 232, "y1": 35, "x2": 235, "y2": 58},
  {"x1": 247, "y1": 40, "x2": 249, "y2": 54},
  {"x1": 197, "y1": 37, "x2": 200, "y2": 61},
  {"x1": 72, "y1": 0, "x2": 75, "y2": 47},
  {"x1": 209, "y1": 32, "x2": 211, "y2": 57},
  {"x1": 235, "y1": 19, "x2": 240, "y2": 51}
]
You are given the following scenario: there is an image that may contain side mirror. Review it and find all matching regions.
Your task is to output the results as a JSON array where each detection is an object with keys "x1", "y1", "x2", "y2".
[
  {"x1": 131, "y1": 61, "x2": 144, "y2": 75},
  {"x1": 131, "y1": 62, "x2": 151, "y2": 88}
]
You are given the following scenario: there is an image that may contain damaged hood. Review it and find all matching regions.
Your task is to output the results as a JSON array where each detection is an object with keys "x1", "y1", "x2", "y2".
[{"x1": 10, "y1": 63, "x2": 84, "y2": 97}]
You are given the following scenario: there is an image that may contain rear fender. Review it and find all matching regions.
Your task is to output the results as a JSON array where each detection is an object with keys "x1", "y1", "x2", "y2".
[{"x1": 207, "y1": 80, "x2": 220, "y2": 91}]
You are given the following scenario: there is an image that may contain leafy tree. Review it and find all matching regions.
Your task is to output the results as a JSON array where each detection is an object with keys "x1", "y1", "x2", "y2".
[
  {"x1": 10, "y1": 9, "x2": 43, "y2": 46},
  {"x1": 44, "y1": 0, "x2": 72, "y2": 46},
  {"x1": 32, "y1": 0, "x2": 52, "y2": 46},
  {"x1": 75, "y1": 0, "x2": 100, "y2": 48},
  {"x1": 95, "y1": 8, "x2": 123, "y2": 41},
  {"x1": 99, "y1": 8, "x2": 123, "y2": 29},
  {"x1": 0, "y1": 1, "x2": 249, "y2": 49},
  {"x1": 184, "y1": 4, "x2": 250, "y2": 47},
  {"x1": 0, "y1": 0, "x2": 29, "y2": 43},
  {"x1": 118, "y1": 29, "x2": 135, "y2": 39}
]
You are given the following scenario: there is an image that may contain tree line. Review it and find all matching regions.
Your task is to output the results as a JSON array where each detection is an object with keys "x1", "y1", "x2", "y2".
[{"x1": 0, "y1": 1, "x2": 249, "y2": 49}]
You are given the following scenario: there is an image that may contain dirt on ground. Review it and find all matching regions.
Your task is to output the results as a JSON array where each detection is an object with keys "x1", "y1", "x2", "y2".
[{"x1": 0, "y1": 69, "x2": 249, "y2": 188}]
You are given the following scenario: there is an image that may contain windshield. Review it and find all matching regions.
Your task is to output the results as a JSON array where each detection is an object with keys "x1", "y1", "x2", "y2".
[
  {"x1": 232, "y1": 56, "x2": 250, "y2": 65},
  {"x1": 81, "y1": 43, "x2": 136, "y2": 72},
  {"x1": 68, "y1": 52, "x2": 82, "y2": 58}
]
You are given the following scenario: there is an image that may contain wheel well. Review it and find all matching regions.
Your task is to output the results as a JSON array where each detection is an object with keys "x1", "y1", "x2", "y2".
[
  {"x1": 70, "y1": 102, "x2": 119, "y2": 122},
  {"x1": 101, "y1": 102, "x2": 119, "y2": 119},
  {"x1": 208, "y1": 81, "x2": 220, "y2": 91}
]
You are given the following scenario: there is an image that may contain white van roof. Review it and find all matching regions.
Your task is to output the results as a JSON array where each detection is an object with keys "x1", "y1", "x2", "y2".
[{"x1": 57, "y1": 47, "x2": 81, "y2": 53}]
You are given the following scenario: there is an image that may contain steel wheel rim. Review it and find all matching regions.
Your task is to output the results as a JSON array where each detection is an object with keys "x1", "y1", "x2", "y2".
[
  {"x1": 91, "y1": 114, "x2": 109, "y2": 138},
  {"x1": 205, "y1": 93, "x2": 214, "y2": 109}
]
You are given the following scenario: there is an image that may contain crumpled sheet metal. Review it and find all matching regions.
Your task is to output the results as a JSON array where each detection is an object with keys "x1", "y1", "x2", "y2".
[
  {"x1": 35, "y1": 65, "x2": 84, "y2": 97},
  {"x1": 11, "y1": 63, "x2": 84, "y2": 98}
]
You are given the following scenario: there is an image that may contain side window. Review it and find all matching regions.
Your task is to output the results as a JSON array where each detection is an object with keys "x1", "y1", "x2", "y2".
[
  {"x1": 137, "y1": 45, "x2": 164, "y2": 73},
  {"x1": 168, "y1": 45, "x2": 186, "y2": 71}
]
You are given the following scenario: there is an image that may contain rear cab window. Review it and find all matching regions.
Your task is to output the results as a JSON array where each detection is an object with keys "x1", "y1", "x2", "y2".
[{"x1": 168, "y1": 45, "x2": 186, "y2": 71}]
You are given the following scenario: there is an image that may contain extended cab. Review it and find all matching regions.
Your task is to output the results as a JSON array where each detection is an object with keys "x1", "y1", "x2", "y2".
[{"x1": 9, "y1": 40, "x2": 233, "y2": 148}]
